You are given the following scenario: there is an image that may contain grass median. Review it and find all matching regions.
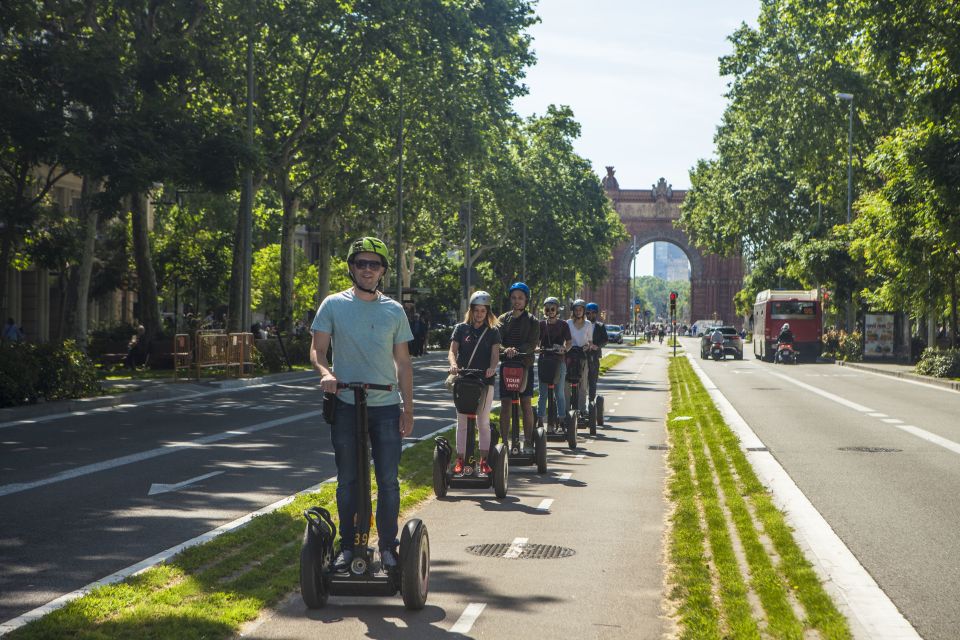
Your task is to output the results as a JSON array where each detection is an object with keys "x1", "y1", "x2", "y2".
[
  {"x1": 9, "y1": 352, "x2": 626, "y2": 639},
  {"x1": 666, "y1": 354, "x2": 851, "y2": 639}
]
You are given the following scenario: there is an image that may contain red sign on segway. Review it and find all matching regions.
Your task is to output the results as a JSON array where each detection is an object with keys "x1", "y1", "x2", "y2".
[{"x1": 502, "y1": 365, "x2": 525, "y2": 392}]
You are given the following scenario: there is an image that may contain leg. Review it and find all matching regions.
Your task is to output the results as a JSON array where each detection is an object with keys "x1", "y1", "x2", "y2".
[
  {"x1": 555, "y1": 360, "x2": 567, "y2": 417},
  {"x1": 368, "y1": 404, "x2": 403, "y2": 552},
  {"x1": 330, "y1": 402, "x2": 359, "y2": 552},
  {"x1": 477, "y1": 385, "x2": 494, "y2": 452},
  {"x1": 520, "y1": 366, "x2": 535, "y2": 443},
  {"x1": 578, "y1": 360, "x2": 588, "y2": 412},
  {"x1": 587, "y1": 356, "x2": 599, "y2": 401},
  {"x1": 455, "y1": 412, "x2": 468, "y2": 456}
]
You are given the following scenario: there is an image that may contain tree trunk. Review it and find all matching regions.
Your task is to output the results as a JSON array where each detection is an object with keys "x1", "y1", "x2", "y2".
[
  {"x1": 227, "y1": 188, "x2": 247, "y2": 333},
  {"x1": 0, "y1": 230, "x2": 13, "y2": 323},
  {"x1": 278, "y1": 186, "x2": 299, "y2": 332},
  {"x1": 130, "y1": 191, "x2": 161, "y2": 339},
  {"x1": 316, "y1": 210, "x2": 335, "y2": 303},
  {"x1": 951, "y1": 271, "x2": 958, "y2": 349},
  {"x1": 62, "y1": 176, "x2": 102, "y2": 349}
]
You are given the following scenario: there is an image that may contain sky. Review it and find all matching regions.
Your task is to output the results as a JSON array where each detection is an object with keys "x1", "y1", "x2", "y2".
[{"x1": 512, "y1": 0, "x2": 760, "y2": 274}]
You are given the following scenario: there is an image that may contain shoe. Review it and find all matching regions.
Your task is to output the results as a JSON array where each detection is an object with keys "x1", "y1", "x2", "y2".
[
  {"x1": 333, "y1": 548, "x2": 353, "y2": 571},
  {"x1": 522, "y1": 443, "x2": 534, "y2": 455},
  {"x1": 453, "y1": 457, "x2": 464, "y2": 477},
  {"x1": 381, "y1": 548, "x2": 398, "y2": 569},
  {"x1": 478, "y1": 457, "x2": 492, "y2": 477}
]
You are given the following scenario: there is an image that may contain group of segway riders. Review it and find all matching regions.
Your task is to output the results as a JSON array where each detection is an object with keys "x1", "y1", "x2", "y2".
[{"x1": 300, "y1": 236, "x2": 611, "y2": 611}]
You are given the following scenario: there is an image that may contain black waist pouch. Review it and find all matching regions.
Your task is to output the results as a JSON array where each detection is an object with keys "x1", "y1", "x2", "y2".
[{"x1": 322, "y1": 392, "x2": 339, "y2": 425}]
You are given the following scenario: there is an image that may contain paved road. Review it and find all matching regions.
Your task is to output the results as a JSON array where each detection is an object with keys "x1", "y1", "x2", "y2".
[
  {"x1": 0, "y1": 353, "x2": 456, "y2": 624},
  {"x1": 242, "y1": 347, "x2": 668, "y2": 639},
  {"x1": 682, "y1": 336, "x2": 960, "y2": 640}
]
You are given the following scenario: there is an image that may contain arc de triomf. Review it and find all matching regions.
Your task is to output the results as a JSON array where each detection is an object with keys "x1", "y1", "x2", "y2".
[{"x1": 581, "y1": 167, "x2": 744, "y2": 327}]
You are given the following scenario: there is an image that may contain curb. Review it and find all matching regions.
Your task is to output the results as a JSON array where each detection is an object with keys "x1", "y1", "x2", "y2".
[{"x1": 836, "y1": 360, "x2": 960, "y2": 391}]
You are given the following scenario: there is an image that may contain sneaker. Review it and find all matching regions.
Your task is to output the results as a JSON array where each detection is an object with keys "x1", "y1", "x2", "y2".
[
  {"x1": 333, "y1": 548, "x2": 353, "y2": 571},
  {"x1": 453, "y1": 457, "x2": 465, "y2": 477},
  {"x1": 381, "y1": 548, "x2": 398, "y2": 569},
  {"x1": 478, "y1": 457, "x2": 492, "y2": 477},
  {"x1": 522, "y1": 443, "x2": 534, "y2": 456}
]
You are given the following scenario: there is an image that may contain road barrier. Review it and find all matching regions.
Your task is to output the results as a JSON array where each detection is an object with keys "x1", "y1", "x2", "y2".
[{"x1": 173, "y1": 331, "x2": 256, "y2": 380}]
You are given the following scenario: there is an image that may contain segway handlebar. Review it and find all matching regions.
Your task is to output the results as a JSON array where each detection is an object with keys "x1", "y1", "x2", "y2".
[
  {"x1": 536, "y1": 345, "x2": 566, "y2": 354},
  {"x1": 336, "y1": 382, "x2": 394, "y2": 391}
]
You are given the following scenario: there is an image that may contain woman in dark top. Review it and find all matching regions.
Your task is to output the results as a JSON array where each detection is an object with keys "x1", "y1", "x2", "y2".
[{"x1": 447, "y1": 290, "x2": 502, "y2": 477}]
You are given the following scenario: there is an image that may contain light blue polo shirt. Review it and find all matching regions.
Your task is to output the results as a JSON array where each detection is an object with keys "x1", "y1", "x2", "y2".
[{"x1": 311, "y1": 289, "x2": 413, "y2": 406}]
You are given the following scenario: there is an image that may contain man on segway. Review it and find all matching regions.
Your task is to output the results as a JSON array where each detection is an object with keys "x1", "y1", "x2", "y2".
[
  {"x1": 498, "y1": 282, "x2": 540, "y2": 455},
  {"x1": 584, "y1": 302, "x2": 608, "y2": 407},
  {"x1": 310, "y1": 236, "x2": 414, "y2": 572}
]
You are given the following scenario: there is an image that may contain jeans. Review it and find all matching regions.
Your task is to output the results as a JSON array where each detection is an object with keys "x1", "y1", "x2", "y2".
[
  {"x1": 587, "y1": 353, "x2": 600, "y2": 401},
  {"x1": 536, "y1": 359, "x2": 566, "y2": 419},
  {"x1": 331, "y1": 402, "x2": 402, "y2": 552},
  {"x1": 564, "y1": 358, "x2": 588, "y2": 413}
]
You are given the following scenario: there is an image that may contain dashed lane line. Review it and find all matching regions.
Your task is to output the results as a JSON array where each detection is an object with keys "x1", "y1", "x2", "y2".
[
  {"x1": 503, "y1": 537, "x2": 528, "y2": 559},
  {"x1": 450, "y1": 603, "x2": 486, "y2": 634},
  {"x1": 536, "y1": 499, "x2": 553, "y2": 512}
]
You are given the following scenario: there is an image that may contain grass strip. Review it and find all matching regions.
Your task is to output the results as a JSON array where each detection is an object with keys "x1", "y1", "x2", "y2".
[
  {"x1": 10, "y1": 353, "x2": 626, "y2": 639},
  {"x1": 667, "y1": 355, "x2": 852, "y2": 639}
]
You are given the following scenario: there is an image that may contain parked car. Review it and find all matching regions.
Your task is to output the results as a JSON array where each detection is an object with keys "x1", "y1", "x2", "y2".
[
  {"x1": 605, "y1": 324, "x2": 624, "y2": 344},
  {"x1": 700, "y1": 326, "x2": 743, "y2": 360}
]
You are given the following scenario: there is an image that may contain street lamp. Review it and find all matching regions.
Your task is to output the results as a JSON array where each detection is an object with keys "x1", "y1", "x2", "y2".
[{"x1": 837, "y1": 92, "x2": 854, "y2": 330}]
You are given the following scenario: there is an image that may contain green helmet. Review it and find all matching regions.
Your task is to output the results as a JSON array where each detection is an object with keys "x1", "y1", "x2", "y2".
[{"x1": 347, "y1": 236, "x2": 389, "y2": 268}]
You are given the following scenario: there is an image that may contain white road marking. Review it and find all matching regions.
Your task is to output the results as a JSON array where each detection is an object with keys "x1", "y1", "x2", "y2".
[
  {"x1": 557, "y1": 473, "x2": 572, "y2": 481},
  {"x1": 148, "y1": 470, "x2": 224, "y2": 496},
  {"x1": 896, "y1": 425, "x2": 960, "y2": 456},
  {"x1": 575, "y1": 454, "x2": 585, "y2": 460},
  {"x1": 766, "y1": 370, "x2": 875, "y2": 412},
  {"x1": 0, "y1": 421, "x2": 458, "y2": 635},
  {"x1": 868, "y1": 412, "x2": 888, "y2": 418},
  {"x1": 536, "y1": 498, "x2": 553, "y2": 512},
  {"x1": 687, "y1": 354, "x2": 920, "y2": 640},
  {"x1": 450, "y1": 603, "x2": 486, "y2": 634},
  {"x1": 503, "y1": 537, "x2": 528, "y2": 559},
  {"x1": 0, "y1": 411, "x2": 323, "y2": 498},
  {"x1": 880, "y1": 418, "x2": 903, "y2": 424}
]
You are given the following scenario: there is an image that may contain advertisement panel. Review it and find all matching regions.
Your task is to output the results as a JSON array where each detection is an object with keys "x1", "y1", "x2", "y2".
[{"x1": 864, "y1": 313, "x2": 895, "y2": 359}]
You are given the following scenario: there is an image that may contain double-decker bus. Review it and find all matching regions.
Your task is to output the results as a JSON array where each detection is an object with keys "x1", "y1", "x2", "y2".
[{"x1": 752, "y1": 289, "x2": 821, "y2": 361}]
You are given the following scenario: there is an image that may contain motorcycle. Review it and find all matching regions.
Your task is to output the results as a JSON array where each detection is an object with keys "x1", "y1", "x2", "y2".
[
  {"x1": 710, "y1": 343, "x2": 725, "y2": 361},
  {"x1": 775, "y1": 342, "x2": 797, "y2": 364}
]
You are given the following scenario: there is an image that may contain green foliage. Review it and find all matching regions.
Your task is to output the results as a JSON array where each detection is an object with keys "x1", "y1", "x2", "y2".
[
  {"x1": 251, "y1": 244, "x2": 319, "y2": 324},
  {"x1": 632, "y1": 276, "x2": 690, "y2": 322},
  {"x1": 428, "y1": 327, "x2": 452, "y2": 351},
  {"x1": 821, "y1": 329, "x2": 862, "y2": 362},
  {"x1": 0, "y1": 340, "x2": 100, "y2": 407},
  {"x1": 915, "y1": 348, "x2": 960, "y2": 379}
]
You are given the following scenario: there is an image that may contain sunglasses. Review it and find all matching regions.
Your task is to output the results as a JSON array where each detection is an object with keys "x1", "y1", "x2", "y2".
[
  {"x1": 352, "y1": 259, "x2": 383, "y2": 271},
  {"x1": 544, "y1": 306, "x2": 558, "y2": 312}
]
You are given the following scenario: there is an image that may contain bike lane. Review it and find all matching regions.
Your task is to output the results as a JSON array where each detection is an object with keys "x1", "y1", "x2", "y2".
[{"x1": 240, "y1": 346, "x2": 670, "y2": 639}]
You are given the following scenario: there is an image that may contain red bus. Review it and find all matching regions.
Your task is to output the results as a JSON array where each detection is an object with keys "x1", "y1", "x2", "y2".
[{"x1": 752, "y1": 289, "x2": 822, "y2": 361}]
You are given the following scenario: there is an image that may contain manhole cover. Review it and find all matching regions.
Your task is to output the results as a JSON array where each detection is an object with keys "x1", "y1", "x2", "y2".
[
  {"x1": 465, "y1": 543, "x2": 576, "y2": 559},
  {"x1": 838, "y1": 446, "x2": 902, "y2": 453},
  {"x1": 648, "y1": 444, "x2": 669, "y2": 450}
]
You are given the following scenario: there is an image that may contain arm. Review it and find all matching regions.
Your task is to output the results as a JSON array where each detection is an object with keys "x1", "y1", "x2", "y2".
[
  {"x1": 310, "y1": 330, "x2": 338, "y2": 392},
  {"x1": 448, "y1": 339, "x2": 460, "y2": 374},
  {"x1": 487, "y1": 340, "x2": 500, "y2": 379},
  {"x1": 394, "y1": 341, "x2": 414, "y2": 437}
]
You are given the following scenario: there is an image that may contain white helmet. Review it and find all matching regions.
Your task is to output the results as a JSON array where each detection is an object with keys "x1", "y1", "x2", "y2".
[
  {"x1": 572, "y1": 299, "x2": 587, "y2": 309},
  {"x1": 543, "y1": 296, "x2": 560, "y2": 307},
  {"x1": 782, "y1": 323, "x2": 790, "y2": 331},
  {"x1": 470, "y1": 290, "x2": 492, "y2": 306}
]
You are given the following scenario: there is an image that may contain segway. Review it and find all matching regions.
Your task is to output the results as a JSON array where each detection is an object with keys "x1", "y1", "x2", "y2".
[
  {"x1": 565, "y1": 346, "x2": 589, "y2": 442},
  {"x1": 433, "y1": 369, "x2": 509, "y2": 498},
  {"x1": 538, "y1": 345, "x2": 576, "y2": 452},
  {"x1": 500, "y1": 356, "x2": 548, "y2": 472},
  {"x1": 300, "y1": 382, "x2": 429, "y2": 610},
  {"x1": 586, "y1": 349, "x2": 603, "y2": 433}
]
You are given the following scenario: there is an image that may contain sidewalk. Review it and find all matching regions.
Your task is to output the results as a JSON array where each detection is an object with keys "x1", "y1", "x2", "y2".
[{"x1": 834, "y1": 359, "x2": 960, "y2": 391}]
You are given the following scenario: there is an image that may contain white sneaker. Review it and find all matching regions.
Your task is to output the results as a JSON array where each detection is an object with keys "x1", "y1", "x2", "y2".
[
  {"x1": 333, "y1": 548, "x2": 353, "y2": 571},
  {"x1": 381, "y1": 548, "x2": 398, "y2": 568}
]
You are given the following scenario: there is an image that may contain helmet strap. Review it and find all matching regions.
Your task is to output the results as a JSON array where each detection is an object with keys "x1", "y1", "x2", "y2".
[{"x1": 348, "y1": 270, "x2": 382, "y2": 295}]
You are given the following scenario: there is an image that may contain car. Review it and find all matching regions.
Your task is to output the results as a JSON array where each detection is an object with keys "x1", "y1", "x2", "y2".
[
  {"x1": 700, "y1": 326, "x2": 743, "y2": 360},
  {"x1": 605, "y1": 324, "x2": 623, "y2": 344}
]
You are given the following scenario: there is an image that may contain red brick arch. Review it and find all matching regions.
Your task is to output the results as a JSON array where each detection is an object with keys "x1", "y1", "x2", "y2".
[{"x1": 582, "y1": 170, "x2": 744, "y2": 328}]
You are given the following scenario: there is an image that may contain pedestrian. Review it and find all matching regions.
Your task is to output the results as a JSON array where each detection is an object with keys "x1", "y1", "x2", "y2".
[
  {"x1": 2, "y1": 318, "x2": 23, "y2": 342},
  {"x1": 310, "y1": 236, "x2": 414, "y2": 571}
]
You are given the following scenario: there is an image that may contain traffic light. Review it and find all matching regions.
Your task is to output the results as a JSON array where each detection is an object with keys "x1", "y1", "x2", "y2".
[
  {"x1": 669, "y1": 291, "x2": 677, "y2": 315},
  {"x1": 634, "y1": 303, "x2": 641, "y2": 314}
]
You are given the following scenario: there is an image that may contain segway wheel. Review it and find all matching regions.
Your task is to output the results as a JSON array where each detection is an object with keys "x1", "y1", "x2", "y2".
[
  {"x1": 588, "y1": 403, "x2": 597, "y2": 436},
  {"x1": 400, "y1": 520, "x2": 430, "y2": 610},
  {"x1": 432, "y1": 446, "x2": 448, "y2": 498},
  {"x1": 535, "y1": 428, "x2": 547, "y2": 474},
  {"x1": 596, "y1": 396, "x2": 604, "y2": 426},
  {"x1": 299, "y1": 527, "x2": 329, "y2": 609},
  {"x1": 566, "y1": 413, "x2": 577, "y2": 449},
  {"x1": 493, "y1": 443, "x2": 508, "y2": 498}
]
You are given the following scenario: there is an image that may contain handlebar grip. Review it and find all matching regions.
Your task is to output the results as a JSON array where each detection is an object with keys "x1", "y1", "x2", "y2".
[{"x1": 336, "y1": 382, "x2": 394, "y2": 391}]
